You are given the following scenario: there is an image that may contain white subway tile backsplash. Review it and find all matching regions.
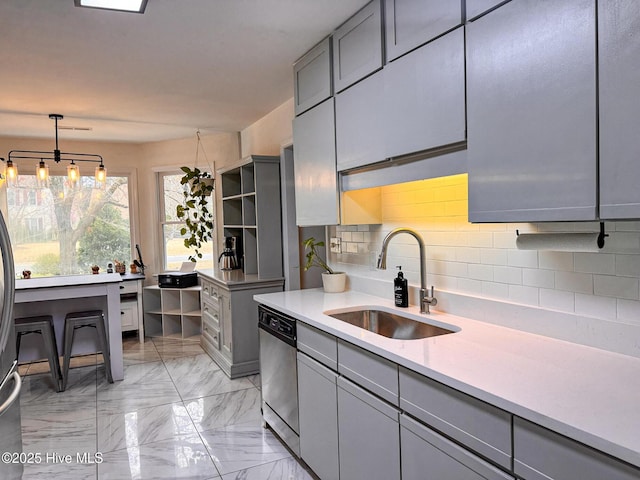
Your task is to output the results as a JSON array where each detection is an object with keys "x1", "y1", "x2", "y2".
[
  {"x1": 493, "y1": 266, "x2": 523, "y2": 285},
  {"x1": 540, "y1": 288, "x2": 575, "y2": 313},
  {"x1": 507, "y1": 249, "x2": 539, "y2": 268},
  {"x1": 554, "y1": 271, "x2": 593, "y2": 294},
  {"x1": 614, "y1": 254, "x2": 640, "y2": 278},
  {"x1": 575, "y1": 294, "x2": 617, "y2": 320},
  {"x1": 331, "y1": 176, "x2": 640, "y2": 334},
  {"x1": 593, "y1": 274, "x2": 639, "y2": 300},
  {"x1": 522, "y1": 268, "x2": 555, "y2": 289},
  {"x1": 574, "y1": 253, "x2": 615, "y2": 275},
  {"x1": 480, "y1": 249, "x2": 508, "y2": 266},
  {"x1": 508, "y1": 285, "x2": 539, "y2": 306},
  {"x1": 539, "y1": 251, "x2": 574, "y2": 271}
]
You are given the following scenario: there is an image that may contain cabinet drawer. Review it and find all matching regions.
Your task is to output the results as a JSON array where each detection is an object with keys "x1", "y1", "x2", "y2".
[
  {"x1": 513, "y1": 417, "x2": 640, "y2": 480},
  {"x1": 120, "y1": 300, "x2": 139, "y2": 331},
  {"x1": 201, "y1": 281, "x2": 219, "y2": 306},
  {"x1": 298, "y1": 322, "x2": 337, "y2": 370},
  {"x1": 202, "y1": 301, "x2": 220, "y2": 329},
  {"x1": 337, "y1": 339, "x2": 398, "y2": 405},
  {"x1": 202, "y1": 321, "x2": 220, "y2": 351},
  {"x1": 401, "y1": 414, "x2": 514, "y2": 480},
  {"x1": 399, "y1": 367, "x2": 512, "y2": 469},
  {"x1": 119, "y1": 281, "x2": 139, "y2": 295}
]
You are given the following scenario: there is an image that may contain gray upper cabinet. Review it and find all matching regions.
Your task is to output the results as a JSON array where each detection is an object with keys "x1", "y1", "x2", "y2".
[
  {"x1": 466, "y1": 0, "x2": 508, "y2": 21},
  {"x1": 467, "y1": 0, "x2": 597, "y2": 222},
  {"x1": 384, "y1": 27, "x2": 466, "y2": 159},
  {"x1": 294, "y1": 37, "x2": 332, "y2": 116},
  {"x1": 333, "y1": 0, "x2": 383, "y2": 93},
  {"x1": 598, "y1": 0, "x2": 640, "y2": 219},
  {"x1": 513, "y1": 417, "x2": 640, "y2": 480},
  {"x1": 292, "y1": 98, "x2": 340, "y2": 226},
  {"x1": 335, "y1": 69, "x2": 385, "y2": 171},
  {"x1": 385, "y1": 0, "x2": 462, "y2": 61}
]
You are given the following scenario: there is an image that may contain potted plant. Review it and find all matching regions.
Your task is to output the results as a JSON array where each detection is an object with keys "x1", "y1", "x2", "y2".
[
  {"x1": 303, "y1": 237, "x2": 347, "y2": 293},
  {"x1": 176, "y1": 166, "x2": 215, "y2": 262}
]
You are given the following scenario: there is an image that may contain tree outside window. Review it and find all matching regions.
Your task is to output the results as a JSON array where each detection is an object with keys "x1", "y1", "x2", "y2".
[{"x1": 7, "y1": 174, "x2": 131, "y2": 277}]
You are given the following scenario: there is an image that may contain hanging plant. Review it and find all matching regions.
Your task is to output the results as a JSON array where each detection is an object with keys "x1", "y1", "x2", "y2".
[{"x1": 176, "y1": 131, "x2": 215, "y2": 262}]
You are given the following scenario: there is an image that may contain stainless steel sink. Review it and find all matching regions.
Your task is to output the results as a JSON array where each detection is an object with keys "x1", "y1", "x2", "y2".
[{"x1": 325, "y1": 309, "x2": 456, "y2": 340}]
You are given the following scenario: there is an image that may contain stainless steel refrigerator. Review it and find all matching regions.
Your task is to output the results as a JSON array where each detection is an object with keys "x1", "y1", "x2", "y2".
[{"x1": 0, "y1": 210, "x2": 23, "y2": 480}]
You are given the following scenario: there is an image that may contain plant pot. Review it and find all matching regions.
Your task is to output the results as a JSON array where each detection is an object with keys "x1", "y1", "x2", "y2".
[{"x1": 322, "y1": 272, "x2": 347, "y2": 293}]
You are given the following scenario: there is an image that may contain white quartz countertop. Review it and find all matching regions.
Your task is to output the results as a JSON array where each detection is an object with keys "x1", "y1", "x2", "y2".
[
  {"x1": 254, "y1": 288, "x2": 640, "y2": 468},
  {"x1": 16, "y1": 273, "x2": 123, "y2": 290},
  {"x1": 198, "y1": 268, "x2": 284, "y2": 287}
]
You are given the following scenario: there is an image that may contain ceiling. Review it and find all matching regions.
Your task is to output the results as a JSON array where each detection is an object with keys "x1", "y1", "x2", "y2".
[{"x1": 0, "y1": 0, "x2": 368, "y2": 143}]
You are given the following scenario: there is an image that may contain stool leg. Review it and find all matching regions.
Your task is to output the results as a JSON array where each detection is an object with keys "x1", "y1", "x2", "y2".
[
  {"x1": 94, "y1": 317, "x2": 113, "y2": 383},
  {"x1": 15, "y1": 332, "x2": 23, "y2": 363},
  {"x1": 62, "y1": 321, "x2": 76, "y2": 391},
  {"x1": 41, "y1": 325, "x2": 63, "y2": 393}
]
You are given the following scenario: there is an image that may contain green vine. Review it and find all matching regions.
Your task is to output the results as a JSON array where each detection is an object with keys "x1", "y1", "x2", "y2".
[
  {"x1": 176, "y1": 166, "x2": 214, "y2": 262},
  {"x1": 303, "y1": 237, "x2": 334, "y2": 274}
]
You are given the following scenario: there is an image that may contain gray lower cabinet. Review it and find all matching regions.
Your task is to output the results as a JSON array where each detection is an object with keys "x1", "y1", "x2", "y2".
[
  {"x1": 385, "y1": 0, "x2": 462, "y2": 61},
  {"x1": 598, "y1": 0, "x2": 640, "y2": 219},
  {"x1": 399, "y1": 367, "x2": 512, "y2": 470},
  {"x1": 199, "y1": 274, "x2": 283, "y2": 378},
  {"x1": 297, "y1": 352, "x2": 339, "y2": 480},
  {"x1": 332, "y1": 0, "x2": 383, "y2": 93},
  {"x1": 292, "y1": 98, "x2": 339, "y2": 226},
  {"x1": 337, "y1": 375, "x2": 401, "y2": 480},
  {"x1": 467, "y1": 0, "x2": 597, "y2": 222},
  {"x1": 383, "y1": 27, "x2": 466, "y2": 159},
  {"x1": 294, "y1": 37, "x2": 332, "y2": 116},
  {"x1": 335, "y1": 70, "x2": 385, "y2": 171},
  {"x1": 401, "y1": 414, "x2": 514, "y2": 480},
  {"x1": 513, "y1": 417, "x2": 640, "y2": 480}
]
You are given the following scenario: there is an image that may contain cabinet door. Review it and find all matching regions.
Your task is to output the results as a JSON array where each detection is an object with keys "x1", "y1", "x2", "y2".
[
  {"x1": 385, "y1": 0, "x2": 462, "y2": 61},
  {"x1": 466, "y1": 0, "x2": 506, "y2": 21},
  {"x1": 294, "y1": 37, "x2": 332, "y2": 116},
  {"x1": 384, "y1": 27, "x2": 465, "y2": 159},
  {"x1": 467, "y1": 0, "x2": 597, "y2": 222},
  {"x1": 219, "y1": 291, "x2": 232, "y2": 360},
  {"x1": 598, "y1": 0, "x2": 640, "y2": 219},
  {"x1": 297, "y1": 352, "x2": 339, "y2": 480},
  {"x1": 401, "y1": 415, "x2": 515, "y2": 480},
  {"x1": 335, "y1": 70, "x2": 385, "y2": 171},
  {"x1": 120, "y1": 300, "x2": 138, "y2": 331},
  {"x1": 292, "y1": 98, "x2": 339, "y2": 226},
  {"x1": 333, "y1": 0, "x2": 383, "y2": 93},
  {"x1": 337, "y1": 376, "x2": 401, "y2": 480},
  {"x1": 513, "y1": 417, "x2": 640, "y2": 480}
]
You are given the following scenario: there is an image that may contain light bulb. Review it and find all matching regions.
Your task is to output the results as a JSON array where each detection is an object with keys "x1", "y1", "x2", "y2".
[
  {"x1": 67, "y1": 163, "x2": 80, "y2": 188},
  {"x1": 95, "y1": 164, "x2": 107, "y2": 187},
  {"x1": 5, "y1": 160, "x2": 18, "y2": 186},
  {"x1": 36, "y1": 160, "x2": 50, "y2": 187}
]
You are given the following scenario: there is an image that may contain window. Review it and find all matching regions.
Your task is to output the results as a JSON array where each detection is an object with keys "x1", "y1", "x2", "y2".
[
  {"x1": 158, "y1": 172, "x2": 214, "y2": 271},
  {"x1": 7, "y1": 173, "x2": 132, "y2": 277}
]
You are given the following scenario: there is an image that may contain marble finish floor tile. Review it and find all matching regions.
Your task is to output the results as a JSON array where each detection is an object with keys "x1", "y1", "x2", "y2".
[
  {"x1": 122, "y1": 337, "x2": 162, "y2": 365},
  {"x1": 98, "y1": 434, "x2": 219, "y2": 480},
  {"x1": 220, "y1": 457, "x2": 317, "y2": 480},
  {"x1": 152, "y1": 337, "x2": 205, "y2": 361},
  {"x1": 200, "y1": 425, "x2": 292, "y2": 476},
  {"x1": 97, "y1": 361, "x2": 181, "y2": 416},
  {"x1": 164, "y1": 354, "x2": 253, "y2": 400},
  {"x1": 98, "y1": 401, "x2": 198, "y2": 453},
  {"x1": 246, "y1": 374, "x2": 261, "y2": 390},
  {"x1": 22, "y1": 462, "x2": 97, "y2": 480},
  {"x1": 21, "y1": 415, "x2": 97, "y2": 456},
  {"x1": 185, "y1": 388, "x2": 262, "y2": 433}
]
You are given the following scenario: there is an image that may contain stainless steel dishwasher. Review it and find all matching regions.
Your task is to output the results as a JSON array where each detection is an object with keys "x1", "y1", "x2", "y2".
[{"x1": 258, "y1": 304, "x2": 299, "y2": 455}]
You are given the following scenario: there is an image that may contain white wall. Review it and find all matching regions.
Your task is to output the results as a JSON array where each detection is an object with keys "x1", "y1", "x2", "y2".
[{"x1": 240, "y1": 98, "x2": 294, "y2": 157}]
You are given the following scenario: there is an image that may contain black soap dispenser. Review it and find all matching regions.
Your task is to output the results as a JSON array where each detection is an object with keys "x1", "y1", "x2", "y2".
[{"x1": 394, "y1": 266, "x2": 408, "y2": 308}]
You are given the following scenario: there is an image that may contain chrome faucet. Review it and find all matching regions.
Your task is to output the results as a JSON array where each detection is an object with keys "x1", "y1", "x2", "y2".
[{"x1": 377, "y1": 228, "x2": 437, "y2": 314}]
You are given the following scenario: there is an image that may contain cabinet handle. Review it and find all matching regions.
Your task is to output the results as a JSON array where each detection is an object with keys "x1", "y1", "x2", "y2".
[{"x1": 120, "y1": 285, "x2": 124, "y2": 289}]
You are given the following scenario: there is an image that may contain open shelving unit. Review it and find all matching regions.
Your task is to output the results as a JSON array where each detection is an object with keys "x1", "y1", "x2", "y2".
[
  {"x1": 143, "y1": 285, "x2": 202, "y2": 340},
  {"x1": 219, "y1": 156, "x2": 283, "y2": 278}
]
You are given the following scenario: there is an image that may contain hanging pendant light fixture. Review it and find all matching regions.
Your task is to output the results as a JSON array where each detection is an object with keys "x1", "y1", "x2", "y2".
[{"x1": 1, "y1": 113, "x2": 106, "y2": 188}]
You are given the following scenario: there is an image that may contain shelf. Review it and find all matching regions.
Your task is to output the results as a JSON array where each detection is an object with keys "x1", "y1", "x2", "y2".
[
  {"x1": 221, "y1": 168, "x2": 242, "y2": 197},
  {"x1": 223, "y1": 197, "x2": 243, "y2": 226},
  {"x1": 183, "y1": 309, "x2": 202, "y2": 317},
  {"x1": 143, "y1": 285, "x2": 202, "y2": 339},
  {"x1": 241, "y1": 164, "x2": 255, "y2": 194}
]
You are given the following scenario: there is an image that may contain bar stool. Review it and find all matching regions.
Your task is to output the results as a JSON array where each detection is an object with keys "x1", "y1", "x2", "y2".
[
  {"x1": 15, "y1": 315, "x2": 63, "y2": 392},
  {"x1": 62, "y1": 310, "x2": 113, "y2": 390}
]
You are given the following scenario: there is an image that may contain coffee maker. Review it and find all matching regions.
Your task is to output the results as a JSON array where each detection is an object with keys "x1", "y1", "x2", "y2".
[{"x1": 218, "y1": 236, "x2": 242, "y2": 270}]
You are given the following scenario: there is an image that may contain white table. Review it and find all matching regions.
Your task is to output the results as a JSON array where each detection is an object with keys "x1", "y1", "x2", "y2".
[{"x1": 14, "y1": 273, "x2": 124, "y2": 381}]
